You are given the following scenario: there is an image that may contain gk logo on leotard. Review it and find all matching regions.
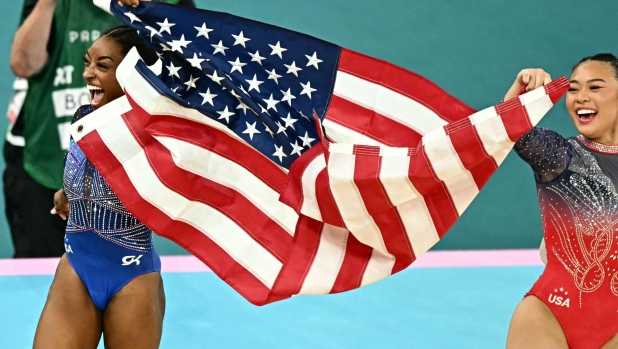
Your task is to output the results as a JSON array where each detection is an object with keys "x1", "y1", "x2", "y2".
[{"x1": 121, "y1": 255, "x2": 143, "y2": 266}]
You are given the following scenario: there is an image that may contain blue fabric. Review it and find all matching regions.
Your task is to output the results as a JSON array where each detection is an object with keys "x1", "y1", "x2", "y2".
[
  {"x1": 65, "y1": 230, "x2": 161, "y2": 311},
  {"x1": 65, "y1": 105, "x2": 154, "y2": 253}
]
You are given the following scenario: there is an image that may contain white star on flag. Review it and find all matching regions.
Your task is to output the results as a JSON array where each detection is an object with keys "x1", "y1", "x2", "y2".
[
  {"x1": 156, "y1": 18, "x2": 175, "y2": 35},
  {"x1": 281, "y1": 113, "x2": 298, "y2": 130},
  {"x1": 231, "y1": 31, "x2": 251, "y2": 47},
  {"x1": 280, "y1": 89, "x2": 296, "y2": 106},
  {"x1": 272, "y1": 145, "x2": 287, "y2": 163},
  {"x1": 207, "y1": 71, "x2": 225, "y2": 85},
  {"x1": 284, "y1": 61, "x2": 302, "y2": 77},
  {"x1": 249, "y1": 51, "x2": 266, "y2": 65},
  {"x1": 167, "y1": 34, "x2": 191, "y2": 54},
  {"x1": 195, "y1": 23, "x2": 213, "y2": 38},
  {"x1": 199, "y1": 88, "x2": 217, "y2": 106},
  {"x1": 300, "y1": 81, "x2": 317, "y2": 99},
  {"x1": 263, "y1": 122, "x2": 274, "y2": 137},
  {"x1": 145, "y1": 26, "x2": 162, "y2": 41},
  {"x1": 289, "y1": 141, "x2": 303, "y2": 156},
  {"x1": 228, "y1": 58, "x2": 247, "y2": 74},
  {"x1": 217, "y1": 106, "x2": 235, "y2": 123},
  {"x1": 263, "y1": 94, "x2": 280, "y2": 112},
  {"x1": 266, "y1": 69, "x2": 282, "y2": 84},
  {"x1": 299, "y1": 131, "x2": 316, "y2": 147},
  {"x1": 275, "y1": 121, "x2": 287, "y2": 136},
  {"x1": 268, "y1": 41, "x2": 287, "y2": 59},
  {"x1": 246, "y1": 75, "x2": 264, "y2": 93},
  {"x1": 159, "y1": 43, "x2": 171, "y2": 52},
  {"x1": 187, "y1": 53, "x2": 206, "y2": 70},
  {"x1": 166, "y1": 62, "x2": 181, "y2": 79},
  {"x1": 183, "y1": 75, "x2": 199, "y2": 91},
  {"x1": 242, "y1": 122, "x2": 261, "y2": 140},
  {"x1": 237, "y1": 102, "x2": 253, "y2": 115},
  {"x1": 305, "y1": 52, "x2": 323, "y2": 69},
  {"x1": 124, "y1": 11, "x2": 142, "y2": 23},
  {"x1": 211, "y1": 40, "x2": 229, "y2": 55}
]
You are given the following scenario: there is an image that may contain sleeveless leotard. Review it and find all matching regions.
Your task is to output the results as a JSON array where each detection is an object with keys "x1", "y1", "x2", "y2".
[
  {"x1": 63, "y1": 105, "x2": 161, "y2": 311},
  {"x1": 515, "y1": 127, "x2": 618, "y2": 349}
]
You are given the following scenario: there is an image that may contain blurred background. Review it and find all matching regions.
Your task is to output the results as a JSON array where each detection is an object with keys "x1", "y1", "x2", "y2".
[{"x1": 0, "y1": 0, "x2": 616, "y2": 257}]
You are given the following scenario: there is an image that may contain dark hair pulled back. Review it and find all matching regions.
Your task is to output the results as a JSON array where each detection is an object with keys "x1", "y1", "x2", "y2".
[
  {"x1": 100, "y1": 25, "x2": 158, "y2": 65},
  {"x1": 573, "y1": 53, "x2": 618, "y2": 82}
]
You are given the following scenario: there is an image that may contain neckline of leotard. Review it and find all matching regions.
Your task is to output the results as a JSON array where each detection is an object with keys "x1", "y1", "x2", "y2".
[{"x1": 576, "y1": 135, "x2": 618, "y2": 155}]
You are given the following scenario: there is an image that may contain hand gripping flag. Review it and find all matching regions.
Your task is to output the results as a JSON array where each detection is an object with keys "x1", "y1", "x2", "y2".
[{"x1": 79, "y1": 0, "x2": 570, "y2": 305}]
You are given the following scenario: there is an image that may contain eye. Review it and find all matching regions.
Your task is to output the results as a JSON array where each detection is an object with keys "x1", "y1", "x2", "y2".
[
  {"x1": 82, "y1": 56, "x2": 89, "y2": 66},
  {"x1": 590, "y1": 85, "x2": 601, "y2": 90},
  {"x1": 568, "y1": 88, "x2": 578, "y2": 92},
  {"x1": 97, "y1": 63, "x2": 108, "y2": 69}
]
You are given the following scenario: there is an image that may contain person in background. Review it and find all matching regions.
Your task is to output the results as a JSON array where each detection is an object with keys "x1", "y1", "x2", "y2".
[{"x1": 7, "y1": 0, "x2": 194, "y2": 258}]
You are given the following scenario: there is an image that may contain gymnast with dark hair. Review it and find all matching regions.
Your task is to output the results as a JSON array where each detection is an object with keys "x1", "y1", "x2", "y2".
[
  {"x1": 36, "y1": 25, "x2": 165, "y2": 349},
  {"x1": 505, "y1": 54, "x2": 618, "y2": 349}
]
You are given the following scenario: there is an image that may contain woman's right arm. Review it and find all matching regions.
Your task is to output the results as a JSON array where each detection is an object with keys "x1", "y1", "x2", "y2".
[{"x1": 505, "y1": 69, "x2": 571, "y2": 183}]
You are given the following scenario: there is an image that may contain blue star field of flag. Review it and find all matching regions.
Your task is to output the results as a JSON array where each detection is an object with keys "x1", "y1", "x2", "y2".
[{"x1": 111, "y1": 1, "x2": 341, "y2": 169}]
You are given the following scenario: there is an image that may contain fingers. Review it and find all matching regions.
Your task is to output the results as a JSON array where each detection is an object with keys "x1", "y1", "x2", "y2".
[
  {"x1": 505, "y1": 68, "x2": 552, "y2": 101},
  {"x1": 50, "y1": 207, "x2": 68, "y2": 220},
  {"x1": 520, "y1": 68, "x2": 552, "y2": 92},
  {"x1": 118, "y1": 0, "x2": 140, "y2": 7}
]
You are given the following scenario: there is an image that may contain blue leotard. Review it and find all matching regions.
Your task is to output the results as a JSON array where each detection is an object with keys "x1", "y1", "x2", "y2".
[{"x1": 63, "y1": 105, "x2": 161, "y2": 311}]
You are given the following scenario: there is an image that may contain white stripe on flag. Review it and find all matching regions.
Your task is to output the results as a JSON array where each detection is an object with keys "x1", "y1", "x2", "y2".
[
  {"x1": 298, "y1": 224, "x2": 349, "y2": 295},
  {"x1": 154, "y1": 136, "x2": 299, "y2": 235},
  {"x1": 327, "y1": 146, "x2": 389, "y2": 254},
  {"x1": 300, "y1": 154, "x2": 327, "y2": 221},
  {"x1": 322, "y1": 119, "x2": 386, "y2": 146},
  {"x1": 469, "y1": 107, "x2": 514, "y2": 166},
  {"x1": 98, "y1": 115, "x2": 282, "y2": 288},
  {"x1": 333, "y1": 71, "x2": 448, "y2": 135},
  {"x1": 361, "y1": 249, "x2": 395, "y2": 287},
  {"x1": 520, "y1": 93, "x2": 554, "y2": 126},
  {"x1": 379, "y1": 149, "x2": 439, "y2": 257},
  {"x1": 422, "y1": 128, "x2": 479, "y2": 215}
]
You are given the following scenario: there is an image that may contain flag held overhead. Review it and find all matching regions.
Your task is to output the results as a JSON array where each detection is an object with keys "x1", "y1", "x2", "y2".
[{"x1": 81, "y1": 0, "x2": 569, "y2": 305}]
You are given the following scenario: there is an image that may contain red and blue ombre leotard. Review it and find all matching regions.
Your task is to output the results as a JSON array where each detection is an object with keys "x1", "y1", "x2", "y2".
[
  {"x1": 515, "y1": 127, "x2": 618, "y2": 349},
  {"x1": 63, "y1": 105, "x2": 161, "y2": 311}
]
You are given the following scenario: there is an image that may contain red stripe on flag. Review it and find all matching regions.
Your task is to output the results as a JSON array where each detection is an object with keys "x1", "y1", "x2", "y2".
[
  {"x1": 268, "y1": 216, "x2": 323, "y2": 303},
  {"x1": 325, "y1": 96, "x2": 423, "y2": 147},
  {"x1": 408, "y1": 148, "x2": 459, "y2": 237},
  {"x1": 315, "y1": 168, "x2": 346, "y2": 228},
  {"x1": 445, "y1": 119, "x2": 498, "y2": 189},
  {"x1": 280, "y1": 144, "x2": 325, "y2": 212},
  {"x1": 80, "y1": 129, "x2": 272, "y2": 306},
  {"x1": 124, "y1": 94, "x2": 288, "y2": 194},
  {"x1": 330, "y1": 233, "x2": 373, "y2": 293},
  {"x1": 353, "y1": 154, "x2": 414, "y2": 272},
  {"x1": 337, "y1": 49, "x2": 475, "y2": 124},
  {"x1": 122, "y1": 108, "x2": 294, "y2": 261},
  {"x1": 545, "y1": 76, "x2": 570, "y2": 104},
  {"x1": 495, "y1": 99, "x2": 533, "y2": 142}
]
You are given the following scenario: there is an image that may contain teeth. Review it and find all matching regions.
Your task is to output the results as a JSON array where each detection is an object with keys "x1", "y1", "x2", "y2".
[
  {"x1": 87, "y1": 85, "x2": 103, "y2": 91},
  {"x1": 577, "y1": 109, "x2": 597, "y2": 116}
]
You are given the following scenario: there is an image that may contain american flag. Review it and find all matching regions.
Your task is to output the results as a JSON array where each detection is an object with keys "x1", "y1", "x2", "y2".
[{"x1": 80, "y1": 0, "x2": 569, "y2": 305}]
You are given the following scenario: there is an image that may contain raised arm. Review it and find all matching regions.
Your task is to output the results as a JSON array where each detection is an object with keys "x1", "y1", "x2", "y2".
[{"x1": 10, "y1": 0, "x2": 57, "y2": 78}]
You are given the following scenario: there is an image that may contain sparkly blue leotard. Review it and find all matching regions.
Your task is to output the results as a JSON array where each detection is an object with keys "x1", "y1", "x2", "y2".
[{"x1": 63, "y1": 105, "x2": 161, "y2": 311}]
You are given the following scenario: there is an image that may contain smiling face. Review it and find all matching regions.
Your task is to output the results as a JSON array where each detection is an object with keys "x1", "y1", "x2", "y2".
[
  {"x1": 567, "y1": 60, "x2": 618, "y2": 144},
  {"x1": 82, "y1": 36, "x2": 125, "y2": 109}
]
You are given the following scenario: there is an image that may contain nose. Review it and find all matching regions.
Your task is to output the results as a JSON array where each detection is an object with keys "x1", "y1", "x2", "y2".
[
  {"x1": 575, "y1": 89, "x2": 590, "y2": 103},
  {"x1": 82, "y1": 64, "x2": 94, "y2": 82}
]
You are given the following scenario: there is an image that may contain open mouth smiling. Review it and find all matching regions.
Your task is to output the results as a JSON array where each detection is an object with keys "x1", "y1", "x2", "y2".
[
  {"x1": 576, "y1": 108, "x2": 597, "y2": 124},
  {"x1": 88, "y1": 85, "x2": 105, "y2": 107}
]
